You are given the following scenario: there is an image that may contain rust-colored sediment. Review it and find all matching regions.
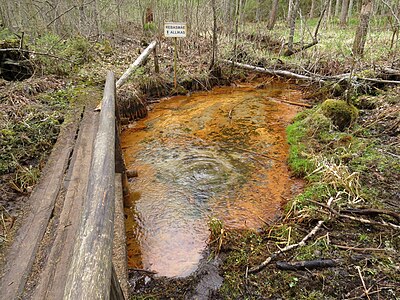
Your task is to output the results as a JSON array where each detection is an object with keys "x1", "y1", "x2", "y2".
[{"x1": 121, "y1": 81, "x2": 305, "y2": 277}]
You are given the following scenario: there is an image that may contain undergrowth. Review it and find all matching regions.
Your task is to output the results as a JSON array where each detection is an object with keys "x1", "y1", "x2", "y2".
[{"x1": 218, "y1": 88, "x2": 399, "y2": 299}]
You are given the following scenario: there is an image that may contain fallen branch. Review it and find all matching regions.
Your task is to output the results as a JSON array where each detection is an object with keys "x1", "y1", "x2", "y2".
[
  {"x1": 276, "y1": 259, "x2": 337, "y2": 270},
  {"x1": 332, "y1": 244, "x2": 393, "y2": 252},
  {"x1": 0, "y1": 48, "x2": 75, "y2": 63},
  {"x1": 223, "y1": 60, "x2": 400, "y2": 86},
  {"x1": 356, "y1": 266, "x2": 371, "y2": 300},
  {"x1": 341, "y1": 208, "x2": 400, "y2": 223},
  {"x1": 221, "y1": 60, "x2": 325, "y2": 83},
  {"x1": 265, "y1": 96, "x2": 313, "y2": 108},
  {"x1": 248, "y1": 197, "x2": 334, "y2": 274},
  {"x1": 309, "y1": 200, "x2": 400, "y2": 230}
]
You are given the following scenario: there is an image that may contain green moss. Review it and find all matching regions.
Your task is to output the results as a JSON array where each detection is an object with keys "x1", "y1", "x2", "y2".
[
  {"x1": 286, "y1": 119, "x2": 315, "y2": 177},
  {"x1": 321, "y1": 99, "x2": 358, "y2": 131}
]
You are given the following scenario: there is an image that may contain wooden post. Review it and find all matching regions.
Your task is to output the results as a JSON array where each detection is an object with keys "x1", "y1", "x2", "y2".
[
  {"x1": 174, "y1": 37, "x2": 177, "y2": 88},
  {"x1": 64, "y1": 71, "x2": 122, "y2": 300},
  {"x1": 153, "y1": 43, "x2": 160, "y2": 74}
]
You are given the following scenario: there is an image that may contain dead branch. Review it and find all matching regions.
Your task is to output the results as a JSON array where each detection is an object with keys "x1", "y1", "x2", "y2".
[
  {"x1": 356, "y1": 266, "x2": 371, "y2": 300},
  {"x1": 222, "y1": 60, "x2": 325, "y2": 83},
  {"x1": 276, "y1": 259, "x2": 337, "y2": 270},
  {"x1": 308, "y1": 200, "x2": 400, "y2": 230},
  {"x1": 264, "y1": 96, "x2": 313, "y2": 108},
  {"x1": 248, "y1": 197, "x2": 334, "y2": 274},
  {"x1": 332, "y1": 244, "x2": 394, "y2": 252},
  {"x1": 224, "y1": 60, "x2": 400, "y2": 86},
  {"x1": 0, "y1": 48, "x2": 75, "y2": 63},
  {"x1": 341, "y1": 208, "x2": 400, "y2": 223}
]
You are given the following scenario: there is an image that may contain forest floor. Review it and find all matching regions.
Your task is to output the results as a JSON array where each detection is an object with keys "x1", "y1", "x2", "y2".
[{"x1": 0, "y1": 21, "x2": 399, "y2": 299}]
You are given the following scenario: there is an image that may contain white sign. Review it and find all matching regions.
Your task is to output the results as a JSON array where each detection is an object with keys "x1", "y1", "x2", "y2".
[{"x1": 164, "y1": 22, "x2": 187, "y2": 38}]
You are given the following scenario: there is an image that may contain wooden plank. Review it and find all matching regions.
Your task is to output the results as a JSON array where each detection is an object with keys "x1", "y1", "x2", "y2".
[
  {"x1": 0, "y1": 109, "x2": 82, "y2": 300},
  {"x1": 64, "y1": 71, "x2": 117, "y2": 300},
  {"x1": 31, "y1": 109, "x2": 99, "y2": 300}
]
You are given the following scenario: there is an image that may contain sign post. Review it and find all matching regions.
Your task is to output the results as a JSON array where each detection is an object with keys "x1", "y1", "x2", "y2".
[{"x1": 164, "y1": 22, "x2": 187, "y2": 88}]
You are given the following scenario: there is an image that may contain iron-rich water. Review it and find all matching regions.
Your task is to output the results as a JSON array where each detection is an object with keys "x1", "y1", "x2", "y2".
[{"x1": 121, "y1": 81, "x2": 304, "y2": 277}]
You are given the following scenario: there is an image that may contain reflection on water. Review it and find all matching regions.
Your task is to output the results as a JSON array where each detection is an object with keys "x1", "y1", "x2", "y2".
[{"x1": 121, "y1": 81, "x2": 304, "y2": 277}]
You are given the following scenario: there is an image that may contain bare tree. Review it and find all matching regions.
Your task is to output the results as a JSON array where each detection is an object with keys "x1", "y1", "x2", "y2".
[
  {"x1": 267, "y1": 0, "x2": 279, "y2": 30},
  {"x1": 352, "y1": 0, "x2": 373, "y2": 55}
]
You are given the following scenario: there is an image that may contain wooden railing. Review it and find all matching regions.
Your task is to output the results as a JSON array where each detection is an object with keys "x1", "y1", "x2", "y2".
[{"x1": 63, "y1": 71, "x2": 124, "y2": 300}]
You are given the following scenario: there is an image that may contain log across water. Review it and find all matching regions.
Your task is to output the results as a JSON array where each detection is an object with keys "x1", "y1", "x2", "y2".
[{"x1": 121, "y1": 80, "x2": 306, "y2": 277}]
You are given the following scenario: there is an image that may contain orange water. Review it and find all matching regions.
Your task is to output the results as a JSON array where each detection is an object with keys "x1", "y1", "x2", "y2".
[{"x1": 121, "y1": 81, "x2": 304, "y2": 277}]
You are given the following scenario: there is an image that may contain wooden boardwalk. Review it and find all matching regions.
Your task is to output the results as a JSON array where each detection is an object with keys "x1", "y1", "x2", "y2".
[{"x1": 0, "y1": 77, "x2": 128, "y2": 299}]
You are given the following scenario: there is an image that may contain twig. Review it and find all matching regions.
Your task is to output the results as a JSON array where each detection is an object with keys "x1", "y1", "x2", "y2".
[
  {"x1": 356, "y1": 266, "x2": 371, "y2": 300},
  {"x1": 265, "y1": 96, "x2": 313, "y2": 108},
  {"x1": 308, "y1": 200, "x2": 400, "y2": 230},
  {"x1": 248, "y1": 197, "x2": 334, "y2": 274},
  {"x1": 341, "y1": 208, "x2": 400, "y2": 223},
  {"x1": 128, "y1": 267, "x2": 157, "y2": 275},
  {"x1": 332, "y1": 244, "x2": 393, "y2": 252}
]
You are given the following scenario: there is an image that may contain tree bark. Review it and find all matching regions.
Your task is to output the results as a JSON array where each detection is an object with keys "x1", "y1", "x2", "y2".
[
  {"x1": 340, "y1": 0, "x2": 350, "y2": 26},
  {"x1": 352, "y1": 0, "x2": 373, "y2": 56},
  {"x1": 309, "y1": 0, "x2": 316, "y2": 18},
  {"x1": 287, "y1": 0, "x2": 294, "y2": 24},
  {"x1": 348, "y1": 0, "x2": 355, "y2": 18},
  {"x1": 335, "y1": 0, "x2": 341, "y2": 17},
  {"x1": 267, "y1": 0, "x2": 279, "y2": 30},
  {"x1": 287, "y1": 0, "x2": 300, "y2": 54},
  {"x1": 210, "y1": 0, "x2": 218, "y2": 71}
]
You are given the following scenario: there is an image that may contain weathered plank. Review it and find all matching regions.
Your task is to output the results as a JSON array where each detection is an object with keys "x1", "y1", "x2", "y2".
[
  {"x1": 31, "y1": 109, "x2": 99, "y2": 300},
  {"x1": 63, "y1": 71, "x2": 117, "y2": 299},
  {"x1": 0, "y1": 108, "x2": 82, "y2": 300}
]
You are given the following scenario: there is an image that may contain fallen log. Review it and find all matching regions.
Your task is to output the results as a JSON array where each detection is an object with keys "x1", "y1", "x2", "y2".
[
  {"x1": 95, "y1": 41, "x2": 157, "y2": 111},
  {"x1": 116, "y1": 40, "x2": 157, "y2": 89},
  {"x1": 223, "y1": 60, "x2": 400, "y2": 86},
  {"x1": 276, "y1": 259, "x2": 337, "y2": 270},
  {"x1": 221, "y1": 59, "x2": 325, "y2": 83}
]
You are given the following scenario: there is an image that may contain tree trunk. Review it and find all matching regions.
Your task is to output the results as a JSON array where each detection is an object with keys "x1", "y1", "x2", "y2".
[
  {"x1": 287, "y1": 0, "x2": 300, "y2": 54},
  {"x1": 340, "y1": 0, "x2": 350, "y2": 26},
  {"x1": 309, "y1": 0, "x2": 316, "y2": 18},
  {"x1": 287, "y1": 0, "x2": 294, "y2": 24},
  {"x1": 335, "y1": 0, "x2": 341, "y2": 17},
  {"x1": 327, "y1": 0, "x2": 333, "y2": 21},
  {"x1": 348, "y1": 0, "x2": 354, "y2": 18},
  {"x1": 210, "y1": 0, "x2": 218, "y2": 71},
  {"x1": 352, "y1": 0, "x2": 373, "y2": 56},
  {"x1": 267, "y1": 0, "x2": 279, "y2": 30}
]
